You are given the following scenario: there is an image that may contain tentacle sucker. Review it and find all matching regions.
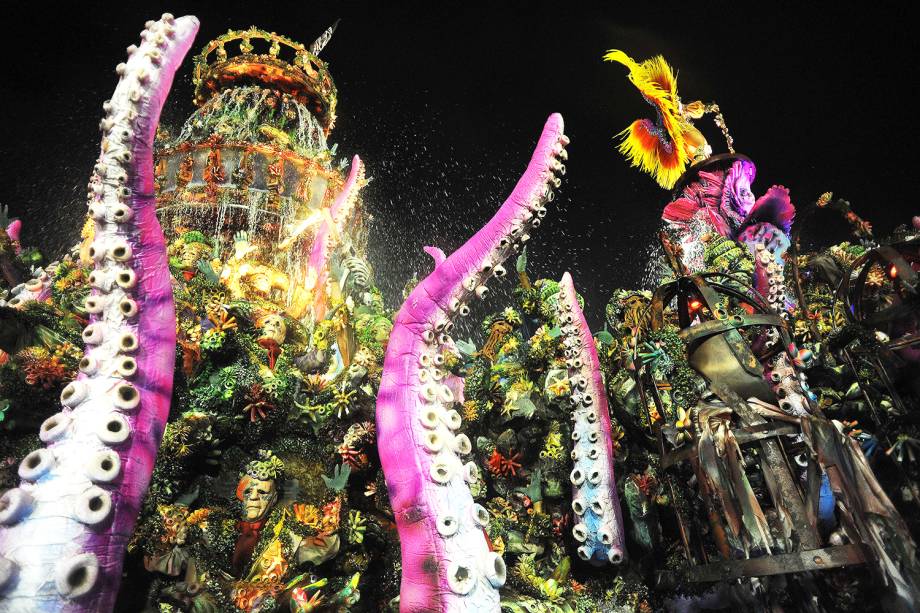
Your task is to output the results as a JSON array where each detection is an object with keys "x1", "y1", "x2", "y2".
[
  {"x1": 557, "y1": 272, "x2": 627, "y2": 565},
  {"x1": 377, "y1": 114, "x2": 567, "y2": 611},
  {"x1": 0, "y1": 14, "x2": 197, "y2": 612}
]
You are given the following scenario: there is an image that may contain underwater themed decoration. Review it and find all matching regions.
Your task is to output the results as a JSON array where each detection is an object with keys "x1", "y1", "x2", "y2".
[{"x1": 0, "y1": 12, "x2": 918, "y2": 613}]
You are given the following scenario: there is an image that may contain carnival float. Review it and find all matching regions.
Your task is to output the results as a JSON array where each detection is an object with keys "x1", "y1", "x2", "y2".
[{"x1": 0, "y1": 12, "x2": 918, "y2": 613}]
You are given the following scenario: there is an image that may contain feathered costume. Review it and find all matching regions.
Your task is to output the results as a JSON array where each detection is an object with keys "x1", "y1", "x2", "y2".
[{"x1": 604, "y1": 50, "x2": 710, "y2": 189}]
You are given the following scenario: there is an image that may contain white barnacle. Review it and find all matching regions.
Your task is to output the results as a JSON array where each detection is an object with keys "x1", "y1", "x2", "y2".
[
  {"x1": 39, "y1": 412, "x2": 72, "y2": 443},
  {"x1": 112, "y1": 382, "x2": 140, "y2": 411},
  {"x1": 61, "y1": 381, "x2": 89, "y2": 407},
  {"x1": 446, "y1": 561, "x2": 475, "y2": 595},
  {"x1": 96, "y1": 413, "x2": 131, "y2": 445},
  {"x1": 55, "y1": 553, "x2": 100, "y2": 599},
  {"x1": 86, "y1": 449, "x2": 122, "y2": 483},
  {"x1": 484, "y1": 552, "x2": 507, "y2": 588},
  {"x1": 74, "y1": 486, "x2": 113, "y2": 526},
  {"x1": 472, "y1": 503, "x2": 491, "y2": 527},
  {"x1": 18, "y1": 448, "x2": 55, "y2": 481}
]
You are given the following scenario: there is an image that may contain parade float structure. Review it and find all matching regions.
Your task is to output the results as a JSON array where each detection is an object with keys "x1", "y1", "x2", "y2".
[
  {"x1": 1, "y1": 14, "x2": 919, "y2": 613},
  {"x1": 0, "y1": 17, "x2": 384, "y2": 612},
  {"x1": 601, "y1": 50, "x2": 920, "y2": 611},
  {"x1": 154, "y1": 23, "x2": 366, "y2": 322}
]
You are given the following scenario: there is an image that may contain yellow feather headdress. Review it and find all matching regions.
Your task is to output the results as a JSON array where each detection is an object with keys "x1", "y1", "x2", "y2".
[{"x1": 604, "y1": 50, "x2": 712, "y2": 189}]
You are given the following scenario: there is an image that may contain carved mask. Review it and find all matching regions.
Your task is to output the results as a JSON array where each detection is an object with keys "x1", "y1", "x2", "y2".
[
  {"x1": 179, "y1": 242, "x2": 209, "y2": 269},
  {"x1": 259, "y1": 314, "x2": 287, "y2": 344},
  {"x1": 240, "y1": 477, "x2": 278, "y2": 522},
  {"x1": 622, "y1": 294, "x2": 650, "y2": 330}
]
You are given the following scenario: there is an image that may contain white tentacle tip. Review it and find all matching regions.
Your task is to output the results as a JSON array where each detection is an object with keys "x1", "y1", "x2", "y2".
[
  {"x1": 55, "y1": 553, "x2": 100, "y2": 600},
  {"x1": 0, "y1": 488, "x2": 34, "y2": 525}
]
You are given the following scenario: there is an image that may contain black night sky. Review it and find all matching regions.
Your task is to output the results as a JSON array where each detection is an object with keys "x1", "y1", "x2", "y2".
[{"x1": 2, "y1": 2, "x2": 916, "y2": 328}]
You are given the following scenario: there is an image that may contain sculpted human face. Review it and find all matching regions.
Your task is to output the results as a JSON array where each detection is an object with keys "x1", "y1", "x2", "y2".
[
  {"x1": 623, "y1": 294, "x2": 649, "y2": 330},
  {"x1": 259, "y1": 314, "x2": 287, "y2": 343},
  {"x1": 241, "y1": 477, "x2": 278, "y2": 521},
  {"x1": 180, "y1": 242, "x2": 209, "y2": 269}
]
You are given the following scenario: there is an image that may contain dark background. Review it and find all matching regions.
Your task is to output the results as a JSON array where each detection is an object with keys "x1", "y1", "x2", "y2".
[{"x1": 2, "y1": 2, "x2": 916, "y2": 328}]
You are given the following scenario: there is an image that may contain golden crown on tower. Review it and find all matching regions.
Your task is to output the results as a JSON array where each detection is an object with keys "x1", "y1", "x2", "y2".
[{"x1": 192, "y1": 25, "x2": 338, "y2": 131}]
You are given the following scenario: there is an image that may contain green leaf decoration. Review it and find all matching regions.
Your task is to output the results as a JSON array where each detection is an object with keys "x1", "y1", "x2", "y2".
[
  {"x1": 455, "y1": 338, "x2": 477, "y2": 356},
  {"x1": 322, "y1": 463, "x2": 352, "y2": 492},
  {"x1": 513, "y1": 395, "x2": 537, "y2": 419},
  {"x1": 516, "y1": 247, "x2": 528, "y2": 273},
  {"x1": 197, "y1": 259, "x2": 219, "y2": 283},
  {"x1": 594, "y1": 330, "x2": 615, "y2": 345}
]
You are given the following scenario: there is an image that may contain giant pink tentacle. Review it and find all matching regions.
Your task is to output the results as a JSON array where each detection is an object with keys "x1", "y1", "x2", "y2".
[
  {"x1": 557, "y1": 272, "x2": 627, "y2": 565},
  {"x1": 308, "y1": 154, "x2": 364, "y2": 320},
  {"x1": 377, "y1": 114, "x2": 567, "y2": 612},
  {"x1": 0, "y1": 14, "x2": 197, "y2": 611}
]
